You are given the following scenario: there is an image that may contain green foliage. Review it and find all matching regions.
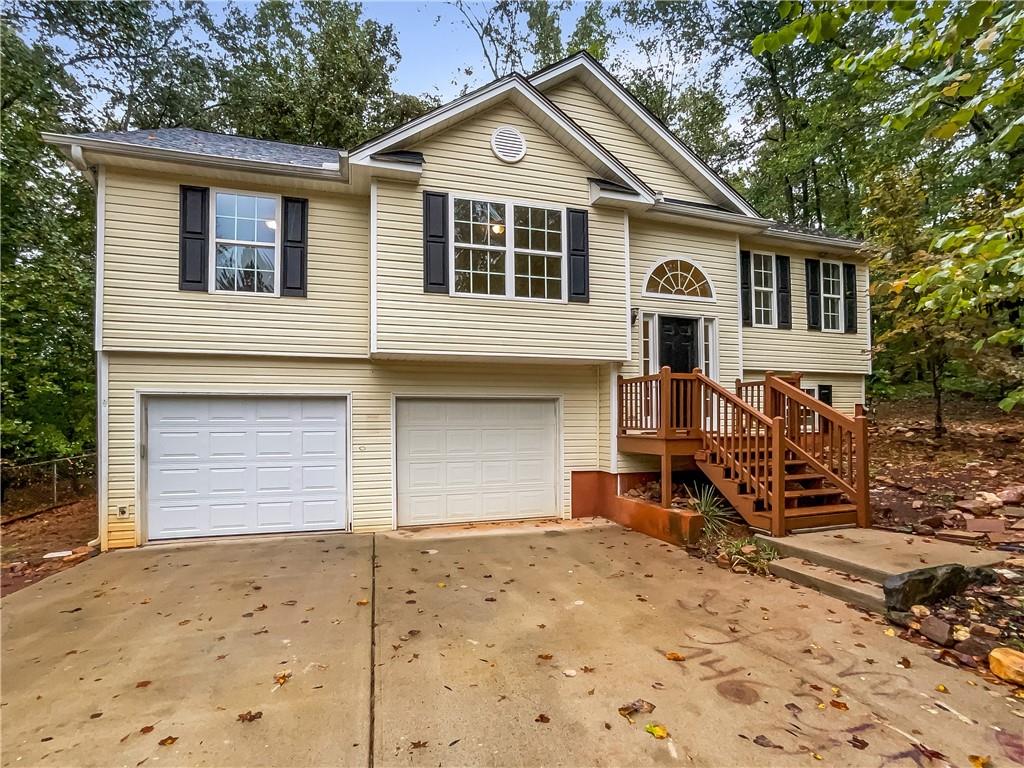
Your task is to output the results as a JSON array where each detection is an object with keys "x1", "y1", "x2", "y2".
[
  {"x1": 720, "y1": 537, "x2": 777, "y2": 576},
  {"x1": 689, "y1": 484, "x2": 729, "y2": 540}
]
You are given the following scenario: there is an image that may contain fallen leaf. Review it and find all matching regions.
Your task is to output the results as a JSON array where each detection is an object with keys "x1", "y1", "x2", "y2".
[
  {"x1": 829, "y1": 699, "x2": 849, "y2": 711},
  {"x1": 618, "y1": 698, "x2": 655, "y2": 724},
  {"x1": 254, "y1": 604, "x2": 267, "y2": 612},
  {"x1": 177, "y1": 620, "x2": 190, "y2": 626},
  {"x1": 537, "y1": 653, "x2": 553, "y2": 660},
  {"x1": 582, "y1": 666, "x2": 595, "y2": 673},
  {"x1": 651, "y1": 681, "x2": 665, "y2": 690},
  {"x1": 273, "y1": 670, "x2": 292, "y2": 687},
  {"x1": 437, "y1": 582, "x2": 446, "y2": 589},
  {"x1": 884, "y1": 628, "x2": 896, "y2": 637},
  {"x1": 849, "y1": 735, "x2": 869, "y2": 750},
  {"x1": 411, "y1": 740, "x2": 428, "y2": 749},
  {"x1": 535, "y1": 714, "x2": 550, "y2": 723},
  {"x1": 644, "y1": 723, "x2": 669, "y2": 739},
  {"x1": 448, "y1": 739, "x2": 460, "y2": 747},
  {"x1": 90, "y1": 712, "x2": 103, "y2": 719},
  {"x1": 140, "y1": 725, "x2": 154, "y2": 735},
  {"x1": 281, "y1": 600, "x2": 297, "y2": 606},
  {"x1": 785, "y1": 702, "x2": 802, "y2": 715},
  {"x1": 158, "y1": 736, "x2": 178, "y2": 746},
  {"x1": 135, "y1": 681, "x2": 152, "y2": 688},
  {"x1": 753, "y1": 735, "x2": 782, "y2": 749},
  {"x1": 968, "y1": 756, "x2": 990, "y2": 768},
  {"x1": 897, "y1": 657, "x2": 912, "y2": 668},
  {"x1": 604, "y1": 722, "x2": 612, "y2": 730},
  {"x1": 665, "y1": 652, "x2": 685, "y2": 662},
  {"x1": 216, "y1": 654, "x2": 227, "y2": 661},
  {"x1": 935, "y1": 684, "x2": 949, "y2": 694},
  {"x1": 484, "y1": 597, "x2": 496, "y2": 602},
  {"x1": 914, "y1": 743, "x2": 946, "y2": 761},
  {"x1": 356, "y1": 599, "x2": 368, "y2": 606},
  {"x1": 237, "y1": 710, "x2": 263, "y2": 723}
]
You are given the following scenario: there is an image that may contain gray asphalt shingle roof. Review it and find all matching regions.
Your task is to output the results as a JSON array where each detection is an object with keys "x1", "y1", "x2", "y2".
[{"x1": 78, "y1": 127, "x2": 344, "y2": 168}]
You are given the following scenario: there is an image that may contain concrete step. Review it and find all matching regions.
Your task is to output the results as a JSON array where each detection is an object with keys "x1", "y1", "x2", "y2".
[
  {"x1": 756, "y1": 528, "x2": 1005, "y2": 585},
  {"x1": 768, "y1": 557, "x2": 886, "y2": 614}
]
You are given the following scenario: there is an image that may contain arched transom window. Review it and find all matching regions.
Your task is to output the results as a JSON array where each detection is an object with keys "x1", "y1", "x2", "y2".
[{"x1": 645, "y1": 259, "x2": 714, "y2": 299}]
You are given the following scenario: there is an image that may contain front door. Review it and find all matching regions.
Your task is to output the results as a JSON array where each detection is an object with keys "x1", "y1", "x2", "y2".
[{"x1": 658, "y1": 316, "x2": 699, "y2": 373}]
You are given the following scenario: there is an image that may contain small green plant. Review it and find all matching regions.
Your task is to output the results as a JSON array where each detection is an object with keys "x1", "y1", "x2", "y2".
[
  {"x1": 690, "y1": 484, "x2": 729, "y2": 539},
  {"x1": 721, "y1": 537, "x2": 778, "y2": 576}
]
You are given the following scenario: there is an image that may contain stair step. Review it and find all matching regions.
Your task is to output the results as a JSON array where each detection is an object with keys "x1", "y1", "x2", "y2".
[
  {"x1": 776, "y1": 473, "x2": 824, "y2": 483},
  {"x1": 783, "y1": 503, "x2": 857, "y2": 517},
  {"x1": 768, "y1": 558, "x2": 885, "y2": 613},
  {"x1": 783, "y1": 487, "x2": 844, "y2": 499}
]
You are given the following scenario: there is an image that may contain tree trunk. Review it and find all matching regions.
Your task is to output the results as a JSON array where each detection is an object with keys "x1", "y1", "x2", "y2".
[{"x1": 929, "y1": 357, "x2": 946, "y2": 438}]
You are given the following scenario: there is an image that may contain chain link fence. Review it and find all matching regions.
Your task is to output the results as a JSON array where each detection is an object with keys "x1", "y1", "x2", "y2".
[{"x1": 1, "y1": 454, "x2": 97, "y2": 520}]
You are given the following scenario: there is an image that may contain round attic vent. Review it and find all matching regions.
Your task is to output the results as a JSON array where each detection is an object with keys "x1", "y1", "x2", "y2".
[{"x1": 491, "y1": 126, "x2": 527, "y2": 163}]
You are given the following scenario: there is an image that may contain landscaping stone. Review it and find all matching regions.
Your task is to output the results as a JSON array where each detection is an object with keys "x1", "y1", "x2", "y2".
[
  {"x1": 988, "y1": 647, "x2": 1024, "y2": 685},
  {"x1": 970, "y1": 622, "x2": 1001, "y2": 638},
  {"x1": 977, "y1": 492, "x2": 1003, "y2": 509},
  {"x1": 913, "y1": 524, "x2": 936, "y2": 536},
  {"x1": 997, "y1": 486, "x2": 1024, "y2": 505},
  {"x1": 883, "y1": 565, "x2": 998, "y2": 612},
  {"x1": 920, "y1": 616, "x2": 955, "y2": 646},
  {"x1": 910, "y1": 604, "x2": 931, "y2": 618},
  {"x1": 935, "y1": 530, "x2": 986, "y2": 544},
  {"x1": 965, "y1": 518, "x2": 1006, "y2": 533},
  {"x1": 954, "y1": 499, "x2": 991, "y2": 515},
  {"x1": 1002, "y1": 506, "x2": 1024, "y2": 519},
  {"x1": 955, "y1": 636, "x2": 1000, "y2": 657}
]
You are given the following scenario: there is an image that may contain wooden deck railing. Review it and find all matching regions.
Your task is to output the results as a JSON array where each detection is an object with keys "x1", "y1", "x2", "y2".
[
  {"x1": 764, "y1": 374, "x2": 870, "y2": 528},
  {"x1": 617, "y1": 367, "x2": 700, "y2": 437}
]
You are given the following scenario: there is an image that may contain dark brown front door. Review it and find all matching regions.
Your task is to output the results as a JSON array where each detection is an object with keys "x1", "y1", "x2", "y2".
[{"x1": 658, "y1": 316, "x2": 699, "y2": 373}]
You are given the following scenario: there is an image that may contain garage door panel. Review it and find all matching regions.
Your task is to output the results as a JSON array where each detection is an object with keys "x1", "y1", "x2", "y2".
[
  {"x1": 146, "y1": 396, "x2": 347, "y2": 541},
  {"x1": 397, "y1": 399, "x2": 557, "y2": 527}
]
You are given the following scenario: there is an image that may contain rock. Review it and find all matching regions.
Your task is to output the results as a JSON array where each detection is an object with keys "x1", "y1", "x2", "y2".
[
  {"x1": 954, "y1": 499, "x2": 991, "y2": 515},
  {"x1": 955, "y1": 636, "x2": 999, "y2": 657},
  {"x1": 935, "y1": 530, "x2": 986, "y2": 544},
  {"x1": 886, "y1": 610, "x2": 916, "y2": 629},
  {"x1": 1011, "y1": 519, "x2": 1024, "y2": 531},
  {"x1": 740, "y1": 545, "x2": 758, "y2": 555},
  {"x1": 716, "y1": 552, "x2": 731, "y2": 569},
  {"x1": 1002, "y1": 506, "x2": 1024, "y2": 519},
  {"x1": 994, "y1": 567, "x2": 1023, "y2": 583},
  {"x1": 1003, "y1": 556, "x2": 1024, "y2": 568},
  {"x1": 883, "y1": 565, "x2": 999, "y2": 612},
  {"x1": 997, "y1": 486, "x2": 1024, "y2": 505},
  {"x1": 920, "y1": 616, "x2": 955, "y2": 646},
  {"x1": 988, "y1": 647, "x2": 1024, "y2": 685},
  {"x1": 71, "y1": 545, "x2": 92, "y2": 555},
  {"x1": 912, "y1": 500, "x2": 924, "y2": 510},
  {"x1": 965, "y1": 518, "x2": 1006, "y2": 532},
  {"x1": 970, "y1": 622, "x2": 1002, "y2": 638},
  {"x1": 940, "y1": 512, "x2": 965, "y2": 528},
  {"x1": 910, "y1": 604, "x2": 931, "y2": 618},
  {"x1": 952, "y1": 626, "x2": 971, "y2": 642},
  {"x1": 918, "y1": 514, "x2": 945, "y2": 528},
  {"x1": 977, "y1": 491, "x2": 1003, "y2": 509},
  {"x1": 913, "y1": 524, "x2": 936, "y2": 536}
]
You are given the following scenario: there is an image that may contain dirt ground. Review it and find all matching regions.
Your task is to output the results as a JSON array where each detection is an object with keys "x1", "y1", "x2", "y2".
[
  {"x1": 1, "y1": 498, "x2": 98, "y2": 595},
  {"x1": 869, "y1": 397, "x2": 1024, "y2": 528}
]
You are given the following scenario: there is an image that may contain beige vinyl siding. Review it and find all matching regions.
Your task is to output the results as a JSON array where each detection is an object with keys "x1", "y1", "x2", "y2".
[
  {"x1": 616, "y1": 219, "x2": 741, "y2": 473},
  {"x1": 741, "y1": 246, "x2": 871, "y2": 374},
  {"x1": 374, "y1": 101, "x2": 628, "y2": 360},
  {"x1": 545, "y1": 79, "x2": 711, "y2": 206},
  {"x1": 102, "y1": 168, "x2": 369, "y2": 357},
  {"x1": 104, "y1": 353, "x2": 601, "y2": 549},
  {"x1": 743, "y1": 370, "x2": 865, "y2": 417},
  {"x1": 597, "y1": 364, "x2": 613, "y2": 472}
]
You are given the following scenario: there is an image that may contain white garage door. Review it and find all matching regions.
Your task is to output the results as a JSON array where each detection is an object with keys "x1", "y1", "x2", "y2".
[
  {"x1": 396, "y1": 398, "x2": 558, "y2": 526},
  {"x1": 146, "y1": 396, "x2": 347, "y2": 541}
]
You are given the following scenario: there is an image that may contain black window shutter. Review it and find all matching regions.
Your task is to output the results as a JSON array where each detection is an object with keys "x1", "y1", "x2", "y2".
[
  {"x1": 179, "y1": 186, "x2": 209, "y2": 291},
  {"x1": 739, "y1": 250, "x2": 752, "y2": 326},
  {"x1": 805, "y1": 258, "x2": 822, "y2": 331},
  {"x1": 567, "y1": 208, "x2": 589, "y2": 302},
  {"x1": 775, "y1": 254, "x2": 791, "y2": 329},
  {"x1": 423, "y1": 191, "x2": 448, "y2": 293},
  {"x1": 843, "y1": 262, "x2": 858, "y2": 333},
  {"x1": 817, "y1": 384, "x2": 833, "y2": 407},
  {"x1": 281, "y1": 197, "x2": 308, "y2": 297}
]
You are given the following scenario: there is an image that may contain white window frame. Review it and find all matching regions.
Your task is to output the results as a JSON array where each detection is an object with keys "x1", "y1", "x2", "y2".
[
  {"x1": 448, "y1": 192, "x2": 568, "y2": 304},
  {"x1": 800, "y1": 382, "x2": 820, "y2": 431},
  {"x1": 209, "y1": 188, "x2": 282, "y2": 298},
  {"x1": 640, "y1": 256, "x2": 717, "y2": 303},
  {"x1": 750, "y1": 251, "x2": 776, "y2": 328},
  {"x1": 820, "y1": 259, "x2": 845, "y2": 333},
  {"x1": 640, "y1": 313, "x2": 718, "y2": 380}
]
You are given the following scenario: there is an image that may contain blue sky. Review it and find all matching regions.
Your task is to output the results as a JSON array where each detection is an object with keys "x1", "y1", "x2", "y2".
[{"x1": 360, "y1": 1, "x2": 592, "y2": 100}]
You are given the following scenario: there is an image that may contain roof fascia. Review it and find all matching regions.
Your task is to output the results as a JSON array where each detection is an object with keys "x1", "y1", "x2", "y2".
[
  {"x1": 41, "y1": 132, "x2": 351, "y2": 182},
  {"x1": 530, "y1": 55, "x2": 761, "y2": 218}
]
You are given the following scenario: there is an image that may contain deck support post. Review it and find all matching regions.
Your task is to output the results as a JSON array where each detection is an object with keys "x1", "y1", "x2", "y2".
[
  {"x1": 764, "y1": 371, "x2": 776, "y2": 420},
  {"x1": 854, "y1": 413, "x2": 870, "y2": 528},
  {"x1": 657, "y1": 366, "x2": 671, "y2": 439},
  {"x1": 660, "y1": 450, "x2": 672, "y2": 508},
  {"x1": 770, "y1": 415, "x2": 786, "y2": 537}
]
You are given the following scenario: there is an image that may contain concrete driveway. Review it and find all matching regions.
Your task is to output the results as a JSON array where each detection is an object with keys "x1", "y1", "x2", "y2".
[{"x1": 3, "y1": 523, "x2": 1021, "y2": 768}]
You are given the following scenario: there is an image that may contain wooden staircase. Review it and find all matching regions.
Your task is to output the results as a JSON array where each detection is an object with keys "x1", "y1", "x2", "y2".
[{"x1": 617, "y1": 368, "x2": 870, "y2": 536}]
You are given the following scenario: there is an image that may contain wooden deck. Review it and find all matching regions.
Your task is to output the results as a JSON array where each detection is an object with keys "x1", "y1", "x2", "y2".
[{"x1": 617, "y1": 368, "x2": 870, "y2": 536}]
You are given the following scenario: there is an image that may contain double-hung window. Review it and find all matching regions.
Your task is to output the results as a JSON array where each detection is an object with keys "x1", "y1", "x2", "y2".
[
  {"x1": 213, "y1": 191, "x2": 280, "y2": 294},
  {"x1": 751, "y1": 252, "x2": 775, "y2": 327},
  {"x1": 452, "y1": 196, "x2": 564, "y2": 301},
  {"x1": 821, "y1": 260, "x2": 843, "y2": 331}
]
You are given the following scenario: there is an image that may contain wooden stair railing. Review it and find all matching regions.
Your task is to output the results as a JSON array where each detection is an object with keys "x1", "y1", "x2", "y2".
[
  {"x1": 692, "y1": 372, "x2": 788, "y2": 536},
  {"x1": 764, "y1": 373, "x2": 870, "y2": 528},
  {"x1": 618, "y1": 367, "x2": 700, "y2": 437}
]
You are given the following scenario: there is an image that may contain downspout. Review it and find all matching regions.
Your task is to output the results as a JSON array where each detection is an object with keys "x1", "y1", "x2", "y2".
[{"x1": 69, "y1": 144, "x2": 97, "y2": 186}]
